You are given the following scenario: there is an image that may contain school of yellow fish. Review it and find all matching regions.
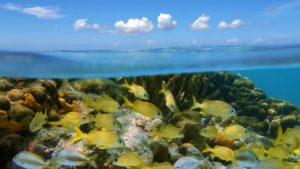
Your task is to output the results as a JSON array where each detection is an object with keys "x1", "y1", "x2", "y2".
[{"x1": 12, "y1": 80, "x2": 300, "y2": 169}]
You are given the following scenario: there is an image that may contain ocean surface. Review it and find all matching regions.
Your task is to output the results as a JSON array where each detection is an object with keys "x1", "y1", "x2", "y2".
[{"x1": 1, "y1": 44, "x2": 300, "y2": 105}]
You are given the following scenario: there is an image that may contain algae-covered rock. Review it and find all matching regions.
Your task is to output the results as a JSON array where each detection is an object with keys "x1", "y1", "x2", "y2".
[
  {"x1": 11, "y1": 104, "x2": 34, "y2": 122},
  {"x1": 0, "y1": 79, "x2": 14, "y2": 92},
  {"x1": 0, "y1": 96, "x2": 11, "y2": 111}
]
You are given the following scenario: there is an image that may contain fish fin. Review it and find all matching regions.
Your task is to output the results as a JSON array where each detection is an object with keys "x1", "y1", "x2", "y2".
[
  {"x1": 88, "y1": 154, "x2": 98, "y2": 168},
  {"x1": 274, "y1": 125, "x2": 283, "y2": 146},
  {"x1": 70, "y1": 126, "x2": 85, "y2": 143},
  {"x1": 158, "y1": 82, "x2": 166, "y2": 94},
  {"x1": 48, "y1": 121, "x2": 60, "y2": 127},
  {"x1": 99, "y1": 146, "x2": 107, "y2": 150},
  {"x1": 151, "y1": 127, "x2": 158, "y2": 141},
  {"x1": 122, "y1": 79, "x2": 130, "y2": 88},
  {"x1": 100, "y1": 128, "x2": 107, "y2": 131},
  {"x1": 202, "y1": 143, "x2": 212, "y2": 153},
  {"x1": 166, "y1": 138, "x2": 173, "y2": 142},
  {"x1": 122, "y1": 97, "x2": 133, "y2": 108},
  {"x1": 190, "y1": 95, "x2": 202, "y2": 110}
]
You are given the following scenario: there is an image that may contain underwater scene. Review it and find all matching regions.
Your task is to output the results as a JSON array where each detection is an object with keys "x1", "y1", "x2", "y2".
[{"x1": 1, "y1": 1, "x2": 300, "y2": 169}]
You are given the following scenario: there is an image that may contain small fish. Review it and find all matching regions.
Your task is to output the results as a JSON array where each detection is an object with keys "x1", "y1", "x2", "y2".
[
  {"x1": 159, "y1": 83, "x2": 180, "y2": 113},
  {"x1": 84, "y1": 96, "x2": 122, "y2": 113},
  {"x1": 55, "y1": 149, "x2": 97, "y2": 168},
  {"x1": 282, "y1": 128, "x2": 300, "y2": 149},
  {"x1": 250, "y1": 146, "x2": 267, "y2": 160},
  {"x1": 199, "y1": 125, "x2": 219, "y2": 139},
  {"x1": 259, "y1": 157, "x2": 286, "y2": 169},
  {"x1": 71, "y1": 126, "x2": 125, "y2": 149},
  {"x1": 221, "y1": 124, "x2": 246, "y2": 140},
  {"x1": 13, "y1": 151, "x2": 49, "y2": 169},
  {"x1": 93, "y1": 114, "x2": 120, "y2": 131},
  {"x1": 181, "y1": 109, "x2": 202, "y2": 125},
  {"x1": 234, "y1": 149, "x2": 259, "y2": 168},
  {"x1": 113, "y1": 151, "x2": 145, "y2": 168},
  {"x1": 29, "y1": 112, "x2": 47, "y2": 132},
  {"x1": 122, "y1": 97, "x2": 163, "y2": 119},
  {"x1": 48, "y1": 111, "x2": 90, "y2": 130},
  {"x1": 152, "y1": 124, "x2": 184, "y2": 142},
  {"x1": 202, "y1": 143, "x2": 235, "y2": 162},
  {"x1": 190, "y1": 96, "x2": 236, "y2": 118},
  {"x1": 173, "y1": 156, "x2": 211, "y2": 169},
  {"x1": 142, "y1": 162, "x2": 175, "y2": 169},
  {"x1": 122, "y1": 79, "x2": 149, "y2": 100},
  {"x1": 265, "y1": 146, "x2": 294, "y2": 160}
]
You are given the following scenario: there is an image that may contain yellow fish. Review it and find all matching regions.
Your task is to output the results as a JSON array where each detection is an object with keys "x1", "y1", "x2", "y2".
[
  {"x1": 199, "y1": 125, "x2": 219, "y2": 139},
  {"x1": 142, "y1": 162, "x2": 175, "y2": 169},
  {"x1": 84, "y1": 96, "x2": 122, "y2": 113},
  {"x1": 221, "y1": 124, "x2": 246, "y2": 140},
  {"x1": 259, "y1": 158, "x2": 287, "y2": 169},
  {"x1": 48, "y1": 112, "x2": 91, "y2": 130},
  {"x1": 71, "y1": 126, "x2": 125, "y2": 149},
  {"x1": 265, "y1": 146, "x2": 294, "y2": 160},
  {"x1": 250, "y1": 147, "x2": 267, "y2": 160},
  {"x1": 190, "y1": 96, "x2": 236, "y2": 118},
  {"x1": 113, "y1": 151, "x2": 145, "y2": 168},
  {"x1": 152, "y1": 124, "x2": 184, "y2": 142},
  {"x1": 122, "y1": 79, "x2": 149, "y2": 100},
  {"x1": 122, "y1": 97, "x2": 163, "y2": 119},
  {"x1": 29, "y1": 112, "x2": 47, "y2": 132},
  {"x1": 282, "y1": 128, "x2": 300, "y2": 149},
  {"x1": 93, "y1": 114, "x2": 120, "y2": 131},
  {"x1": 159, "y1": 83, "x2": 179, "y2": 113},
  {"x1": 181, "y1": 109, "x2": 202, "y2": 125},
  {"x1": 202, "y1": 143, "x2": 235, "y2": 162}
]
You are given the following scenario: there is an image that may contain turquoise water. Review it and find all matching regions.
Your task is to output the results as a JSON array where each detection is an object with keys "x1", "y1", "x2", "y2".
[{"x1": 1, "y1": 45, "x2": 300, "y2": 105}]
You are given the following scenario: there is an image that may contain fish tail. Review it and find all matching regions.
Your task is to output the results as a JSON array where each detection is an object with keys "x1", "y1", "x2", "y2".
[
  {"x1": 48, "y1": 121, "x2": 60, "y2": 127},
  {"x1": 71, "y1": 126, "x2": 86, "y2": 143},
  {"x1": 122, "y1": 79, "x2": 130, "y2": 88},
  {"x1": 151, "y1": 127, "x2": 158, "y2": 141},
  {"x1": 122, "y1": 96, "x2": 133, "y2": 108},
  {"x1": 158, "y1": 82, "x2": 166, "y2": 94},
  {"x1": 88, "y1": 154, "x2": 98, "y2": 168},
  {"x1": 190, "y1": 95, "x2": 202, "y2": 110},
  {"x1": 202, "y1": 143, "x2": 212, "y2": 153},
  {"x1": 274, "y1": 125, "x2": 283, "y2": 146}
]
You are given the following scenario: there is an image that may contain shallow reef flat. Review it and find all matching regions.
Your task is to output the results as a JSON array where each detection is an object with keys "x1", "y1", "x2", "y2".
[{"x1": 0, "y1": 72, "x2": 300, "y2": 169}]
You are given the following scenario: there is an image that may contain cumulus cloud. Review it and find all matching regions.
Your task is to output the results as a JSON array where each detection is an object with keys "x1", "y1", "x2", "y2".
[
  {"x1": 157, "y1": 13, "x2": 177, "y2": 30},
  {"x1": 2, "y1": 3, "x2": 63, "y2": 19},
  {"x1": 218, "y1": 19, "x2": 243, "y2": 29},
  {"x1": 73, "y1": 18, "x2": 114, "y2": 33},
  {"x1": 114, "y1": 17, "x2": 154, "y2": 35},
  {"x1": 255, "y1": 37, "x2": 264, "y2": 43},
  {"x1": 191, "y1": 14, "x2": 210, "y2": 30},
  {"x1": 227, "y1": 38, "x2": 239, "y2": 44},
  {"x1": 146, "y1": 40, "x2": 157, "y2": 46}
]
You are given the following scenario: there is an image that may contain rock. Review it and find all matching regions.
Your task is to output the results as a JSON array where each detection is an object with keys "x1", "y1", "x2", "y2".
[
  {"x1": 0, "y1": 96, "x2": 11, "y2": 111},
  {"x1": 7, "y1": 89, "x2": 24, "y2": 102},
  {"x1": 11, "y1": 104, "x2": 34, "y2": 122},
  {"x1": 0, "y1": 79, "x2": 14, "y2": 92}
]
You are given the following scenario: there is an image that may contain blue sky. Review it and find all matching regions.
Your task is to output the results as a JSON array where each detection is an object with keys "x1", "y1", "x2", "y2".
[{"x1": 0, "y1": 0, "x2": 300, "y2": 50}]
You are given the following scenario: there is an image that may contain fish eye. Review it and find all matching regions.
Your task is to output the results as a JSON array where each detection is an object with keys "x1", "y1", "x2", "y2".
[
  {"x1": 179, "y1": 131, "x2": 183, "y2": 135},
  {"x1": 176, "y1": 166, "x2": 179, "y2": 169},
  {"x1": 157, "y1": 112, "x2": 161, "y2": 116},
  {"x1": 118, "y1": 139, "x2": 123, "y2": 144},
  {"x1": 230, "y1": 108, "x2": 235, "y2": 113},
  {"x1": 83, "y1": 116, "x2": 86, "y2": 120},
  {"x1": 118, "y1": 106, "x2": 122, "y2": 110},
  {"x1": 112, "y1": 122, "x2": 116, "y2": 126}
]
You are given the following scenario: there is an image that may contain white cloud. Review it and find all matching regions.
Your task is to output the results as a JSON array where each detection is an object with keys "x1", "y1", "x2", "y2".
[
  {"x1": 146, "y1": 40, "x2": 157, "y2": 46},
  {"x1": 2, "y1": 3, "x2": 63, "y2": 19},
  {"x1": 73, "y1": 19, "x2": 114, "y2": 33},
  {"x1": 255, "y1": 37, "x2": 264, "y2": 43},
  {"x1": 218, "y1": 19, "x2": 243, "y2": 29},
  {"x1": 114, "y1": 17, "x2": 154, "y2": 35},
  {"x1": 227, "y1": 38, "x2": 239, "y2": 44},
  {"x1": 157, "y1": 13, "x2": 177, "y2": 30},
  {"x1": 191, "y1": 14, "x2": 210, "y2": 30}
]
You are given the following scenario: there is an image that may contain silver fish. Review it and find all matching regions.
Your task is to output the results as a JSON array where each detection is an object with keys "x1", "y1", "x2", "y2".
[
  {"x1": 235, "y1": 149, "x2": 259, "y2": 168},
  {"x1": 13, "y1": 151, "x2": 49, "y2": 169},
  {"x1": 55, "y1": 149, "x2": 97, "y2": 168},
  {"x1": 173, "y1": 156, "x2": 211, "y2": 169}
]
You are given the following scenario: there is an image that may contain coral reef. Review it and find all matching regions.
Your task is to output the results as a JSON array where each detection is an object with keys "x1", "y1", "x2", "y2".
[{"x1": 0, "y1": 72, "x2": 299, "y2": 169}]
